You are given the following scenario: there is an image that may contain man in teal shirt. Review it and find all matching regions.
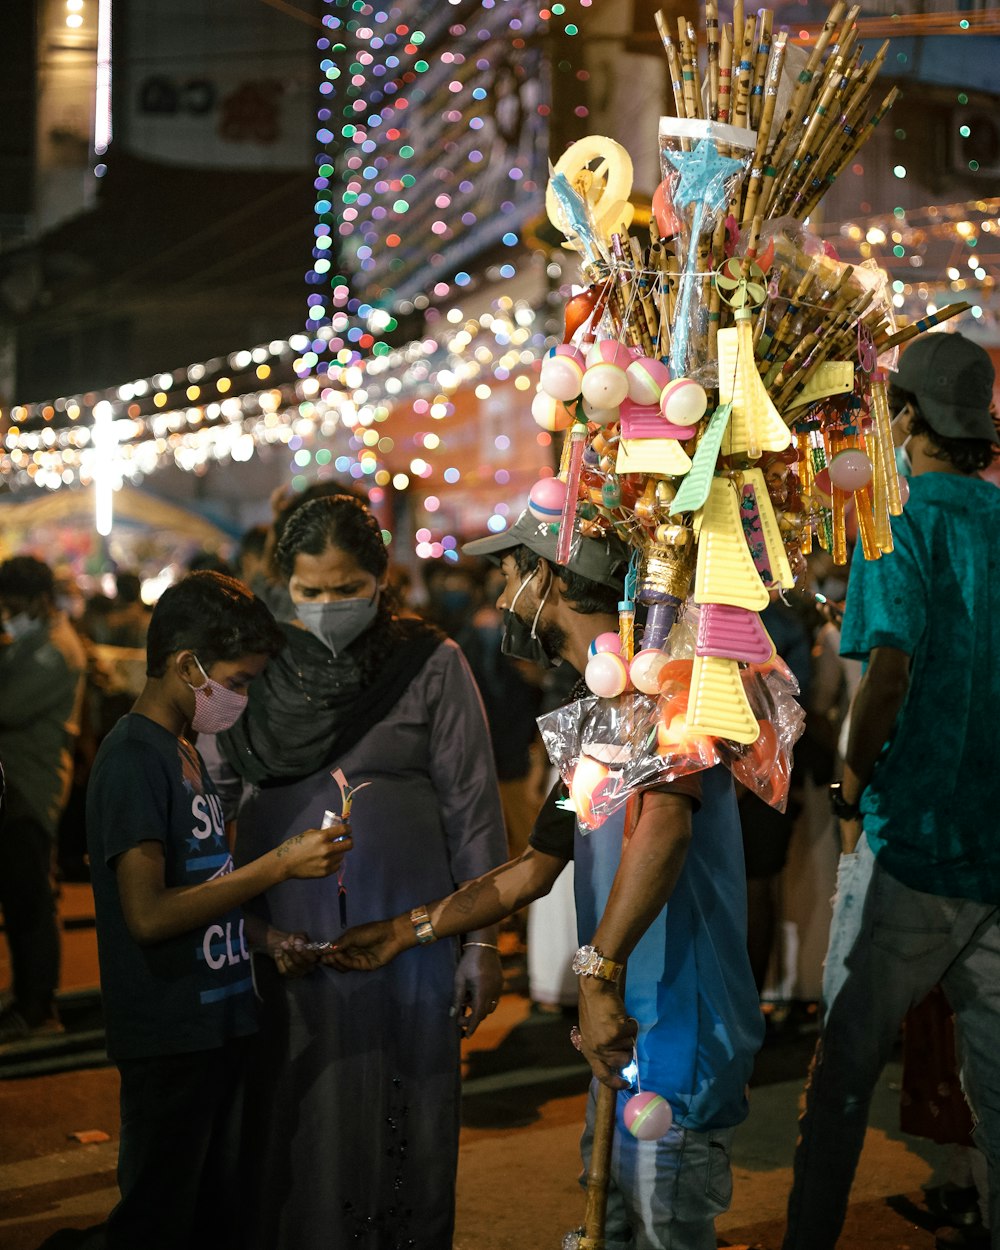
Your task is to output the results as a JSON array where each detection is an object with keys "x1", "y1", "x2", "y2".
[{"x1": 784, "y1": 332, "x2": 1000, "y2": 1249}]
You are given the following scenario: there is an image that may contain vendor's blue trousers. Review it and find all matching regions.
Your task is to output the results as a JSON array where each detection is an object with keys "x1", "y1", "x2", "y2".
[
  {"x1": 784, "y1": 837, "x2": 1000, "y2": 1250},
  {"x1": 580, "y1": 1082, "x2": 736, "y2": 1249}
]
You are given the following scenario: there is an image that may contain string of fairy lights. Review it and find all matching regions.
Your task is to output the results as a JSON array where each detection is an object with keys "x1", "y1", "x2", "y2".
[
  {"x1": 818, "y1": 198, "x2": 999, "y2": 321},
  {"x1": 1, "y1": 2, "x2": 997, "y2": 522}
]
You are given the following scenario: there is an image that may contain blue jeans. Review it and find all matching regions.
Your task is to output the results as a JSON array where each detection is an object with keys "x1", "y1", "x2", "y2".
[
  {"x1": 580, "y1": 1082, "x2": 736, "y2": 1250},
  {"x1": 784, "y1": 839, "x2": 1000, "y2": 1250}
]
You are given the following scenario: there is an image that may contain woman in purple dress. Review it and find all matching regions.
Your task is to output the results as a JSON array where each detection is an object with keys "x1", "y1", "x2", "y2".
[{"x1": 219, "y1": 495, "x2": 507, "y2": 1250}]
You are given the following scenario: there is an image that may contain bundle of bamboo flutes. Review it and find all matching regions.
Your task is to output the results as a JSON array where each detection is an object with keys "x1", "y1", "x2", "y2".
[{"x1": 579, "y1": 0, "x2": 969, "y2": 399}]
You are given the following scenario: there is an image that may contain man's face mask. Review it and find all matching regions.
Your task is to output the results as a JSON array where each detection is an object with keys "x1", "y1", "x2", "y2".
[
  {"x1": 892, "y1": 406, "x2": 913, "y2": 478},
  {"x1": 3, "y1": 611, "x2": 39, "y2": 642},
  {"x1": 500, "y1": 568, "x2": 561, "y2": 669}
]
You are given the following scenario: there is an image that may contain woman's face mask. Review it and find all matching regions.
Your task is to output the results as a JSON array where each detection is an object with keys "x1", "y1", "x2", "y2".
[
  {"x1": 297, "y1": 591, "x2": 379, "y2": 656},
  {"x1": 500, "y1": 568, "x2": 561, "y2": 669}
]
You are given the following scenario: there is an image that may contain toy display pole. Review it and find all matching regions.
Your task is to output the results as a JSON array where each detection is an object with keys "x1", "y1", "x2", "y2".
[{"x1": 579, "y1": 1083, "x2": 616, "y2": 1250}]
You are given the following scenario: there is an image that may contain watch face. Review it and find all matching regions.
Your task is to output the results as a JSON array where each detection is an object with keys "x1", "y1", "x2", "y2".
[{"x1": 573, "y1": 945, "x2": 596, "y2": 974}]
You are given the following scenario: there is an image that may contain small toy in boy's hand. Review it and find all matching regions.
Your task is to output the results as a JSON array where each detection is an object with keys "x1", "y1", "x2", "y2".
[{"x1": 328, "y1": 771, "x2": 372, "y2": 927}]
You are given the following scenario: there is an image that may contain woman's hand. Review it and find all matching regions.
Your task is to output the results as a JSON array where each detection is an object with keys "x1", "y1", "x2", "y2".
[
  {"x1": 576, "y1": 977, "x2": 637, "y2": 1089},
  {"x1": 452, "y1": 944, "x2": 503, "y2": 1038},
  {"x1": 326, "y1": 917, "x2": 408, "y2": 972},
  {"x1": 264, "y1": 927, "x2": 320, "y2": 978},
  {"x1": 274, "y1": 821, "x2": 352, "y2": 880}
]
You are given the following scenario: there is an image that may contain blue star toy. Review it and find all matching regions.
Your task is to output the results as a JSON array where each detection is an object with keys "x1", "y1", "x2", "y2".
[{"x1": 663, "y1": 138, "x2": 746, "y2": 378}]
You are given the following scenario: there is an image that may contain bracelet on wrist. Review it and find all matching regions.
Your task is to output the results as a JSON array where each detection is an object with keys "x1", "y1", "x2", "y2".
[
  {"x1": 462, "y1": 941, "x2": 499, "y2": 951},
  {"x1": 410, "y1": 906, "x2": 437, "y2": 945}
]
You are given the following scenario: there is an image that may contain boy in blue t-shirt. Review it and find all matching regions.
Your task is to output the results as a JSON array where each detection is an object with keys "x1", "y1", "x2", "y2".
[{"x1": 87, "y1": 571, "x2": 351, "y2": 1250}]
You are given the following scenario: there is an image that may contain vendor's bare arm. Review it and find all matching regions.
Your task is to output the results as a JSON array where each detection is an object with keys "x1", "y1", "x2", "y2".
[
  {"x1": 330, "y1": 847, "x2": 566, "y2": 970},
  {"x1": 590, "y1": 791, "x2": 693, "y2": 964},
  {"x1": 579, "y1": 791, "x2": 693, "y2": 1088}
]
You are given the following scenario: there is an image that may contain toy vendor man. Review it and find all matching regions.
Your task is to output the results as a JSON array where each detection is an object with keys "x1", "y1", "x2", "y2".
[{"x1": 333, "y1": 507, "x2": 764, "y2": 1250}]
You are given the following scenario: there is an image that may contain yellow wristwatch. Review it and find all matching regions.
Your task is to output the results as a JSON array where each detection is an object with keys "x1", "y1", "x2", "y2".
[{"x1": 572, "y1": 945, "x2": 624, "y2": 984}]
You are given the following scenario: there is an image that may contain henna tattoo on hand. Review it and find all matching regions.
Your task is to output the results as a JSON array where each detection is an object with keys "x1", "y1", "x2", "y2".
[{"x1": 276, "y1": 833, "x2": 304, "y2": 859}]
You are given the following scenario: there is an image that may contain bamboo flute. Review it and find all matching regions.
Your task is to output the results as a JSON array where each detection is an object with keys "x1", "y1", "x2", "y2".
[
  {"x1": 800, "y1": 86, "x2": 900, "y2": 217},
  {"x1": 766, "y1": 274, "x2": 857, "y2": 393},
  {"x1": 875, "y1": 302, "x2": 972, "y2": 350},
  {"x1": 770, "y1": 30, "x2": 855, "y2": 218},
  {"x1": 783, "y1": 58, "x2": 875, "y2": 218},
  {"x1": 630, "y1": 236, "x2": 662, "y2": 351},
  {"x1": 655, "y1": 12, "x2": 689, "y2": 132},
  {"x1": 731, "y1": 0, "x2": 744, "y2": 88},
  {"x1": 792, "y1": 45, "x2": 886, "y2": 198},
  {"x1": 749, "y1": 10, "x2": 774, "y2": 132},
  {"x1": 706, "y1": 0, "x2": 720, "y2": 121},
  {"x1": 678, "y1": 17, "x2": 701, "y2": 122},
  {"x1": 741, "y1": 30, "x2": 787, "y2": 229},
  {"x1": 776, "y1": 290, "x2": 872, "y2": 408},
  {"x1": 610, "y1": 234, "x2": 643, "y2": 350},
  {"x1": 761, "y1": 263, "x2": 818, "y2": 363},
  {"x1": 760, "y1": 0, "x2": 849, "y2": 216},
  {"x1": 718, "y1": 25, "x2": 732, "y2": 123},
  {"x1": 731, "y1": 17, "x2": 757, "y2": 132}
]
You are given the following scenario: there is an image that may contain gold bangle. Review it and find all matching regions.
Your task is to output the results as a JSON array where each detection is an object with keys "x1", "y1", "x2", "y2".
[{"x1": 410, "y1": 906, "x2": 436, "y2": 945}]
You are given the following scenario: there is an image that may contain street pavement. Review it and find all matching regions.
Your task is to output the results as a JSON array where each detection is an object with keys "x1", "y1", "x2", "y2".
[{"x1": 0, "y1": 887, "x2": 960, "y2": 1249}]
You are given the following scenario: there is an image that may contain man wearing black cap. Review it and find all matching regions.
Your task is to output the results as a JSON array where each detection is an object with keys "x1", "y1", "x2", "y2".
[
  {"x1": 785, "y1": 332, "x2": 1000, "y2": 1250},
  {"x1": 334, "y1": 509, "x2": 763, "y2": 1250}
]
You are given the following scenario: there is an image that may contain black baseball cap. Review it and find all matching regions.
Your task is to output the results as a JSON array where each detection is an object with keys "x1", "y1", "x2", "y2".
[
  {"x1": 463, "y1": 509, "x2": 629, "y2": 591},
  {"x1": 894, "y1": 332, "x2": 998, "y2": 445}
]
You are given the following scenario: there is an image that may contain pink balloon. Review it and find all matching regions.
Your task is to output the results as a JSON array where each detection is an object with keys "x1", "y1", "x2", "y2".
[
  {"x1": 626, "y1": 357, "x2": 671, "y2": 406},
  {"x1": 828, "y1": 448, "x2": 873, "y2": 492},
  {"x1": 528, "y1": 476, "x2": 567, "y2": 523},
  {"x1": 624, "y1": 1091, "x2": 673, "y2": 1140},
  {"x1": 588, "y1": 631, "x2": 622, "y2": 657},
  {"x1": 586, "y1": 340, "x2": 634, "y2": 371}
]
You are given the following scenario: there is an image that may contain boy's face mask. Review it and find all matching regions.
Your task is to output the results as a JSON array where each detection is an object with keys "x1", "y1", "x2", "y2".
[{"x1": 184, "y1": 656, "x2": 249, "y2": 734}]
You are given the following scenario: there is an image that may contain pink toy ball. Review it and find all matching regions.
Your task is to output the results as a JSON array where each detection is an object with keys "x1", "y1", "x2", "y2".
[
  {"x1": 579, "y1": 392, "x2": 621, "y2": 427},
  {"x1": 528, "y1": 476, "x2": 567, "y2": 523},
  {"x1": 623, "y1": 1091, "x2": 673, "y2": 1140},
  {"x1": 897, "y1": 475, "x2": 910, "y2": 507},
  {"x1": 585, "y1": 651, "x2": 630, "y2": 699},
  {"x1": 660, "y1": 377, "x2": 708, "y2": 427},
  {"x1": 828, "y1": 448, "x2": 874, "y2": 491},
  {"x1": 626, "y1": 357, "x2": 671, "y2": 406},
  {"x1": 540, "y1": 348, "x2": 586, "y2": 403},
  {"x1": 586, "y1": 340, "x2": 634, "y2": 371},
  {"x1": 629, "y1": 649, "x2": 671, "y2": 695},
  {"x1": 588, "y1": 631, "x2": 623, "y2": 659},
  {"x1": 582, "y1": 362, "x2": 630, "y2": 411},
  {"x1": 531, "y1": 390, "x2": 574, "y2": 432}
]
